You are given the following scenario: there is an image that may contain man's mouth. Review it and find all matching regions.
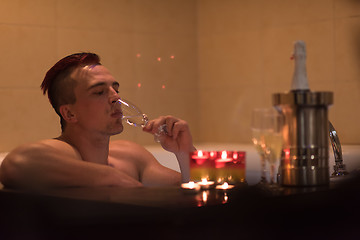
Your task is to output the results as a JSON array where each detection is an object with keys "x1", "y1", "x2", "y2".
[{"x1": 111, "y1": 110, "x2": 123, "y2": 119}]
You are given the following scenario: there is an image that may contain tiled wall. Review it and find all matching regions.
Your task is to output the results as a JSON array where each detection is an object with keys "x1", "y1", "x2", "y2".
[
  {"x1": 0, "y1": 0, "x2": 359, "y2": 152},
  {"x1": 197, "y1": 0, "x2": 360, "y2": 145}
]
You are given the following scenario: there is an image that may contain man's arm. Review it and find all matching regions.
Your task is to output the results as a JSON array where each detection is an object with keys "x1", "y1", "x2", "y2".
[
  {"x1": 143, "y1": 115, "x2": 196, "y2": 183},
  {"x1": 0, "y1": 140, "x2": 142, "y2": 189}
]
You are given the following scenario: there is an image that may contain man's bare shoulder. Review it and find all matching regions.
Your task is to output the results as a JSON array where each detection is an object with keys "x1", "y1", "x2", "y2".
[
  {"x1": 109, "y1": 140, "x2": 157, "y2": 164},
  {"x1": 109, "y1": 140, "x2": 151, "y2": 157},
  {"x1": 6, "y1": 139, "x2": 81, "y2": 160}
]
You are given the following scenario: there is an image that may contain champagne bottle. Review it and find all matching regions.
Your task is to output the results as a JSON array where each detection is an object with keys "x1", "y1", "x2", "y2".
[{"x1": 290, "y1": 40, "x2": 310, "y2": 91}]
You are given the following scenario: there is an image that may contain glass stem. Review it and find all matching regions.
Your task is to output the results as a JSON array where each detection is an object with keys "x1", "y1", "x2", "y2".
[
  {"x1": 260, "y1": 154, "x2": 267, "y2": 183},
  {"x1": 153, "y1": 124, "x2": 167, "y2": 143},
  {"x1": 269, "y1": 163, "x2": 275, "y2": 184}
]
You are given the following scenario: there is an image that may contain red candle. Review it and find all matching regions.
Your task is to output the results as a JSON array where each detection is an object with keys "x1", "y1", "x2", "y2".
[
  {"x1": 190, "y1": 150, "x2": 216, "y2": 181},
  {"x1": 191, "y1": 150, "x2": 208, "y2": 165},
  {"x1": 215, "y1": 150, "x2": 246, "y2": 184}
]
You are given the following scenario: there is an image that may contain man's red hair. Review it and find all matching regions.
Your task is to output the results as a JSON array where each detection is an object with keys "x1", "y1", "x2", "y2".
[{"x1": 40, "y1": 52, "x2": 101, "y2": 131}]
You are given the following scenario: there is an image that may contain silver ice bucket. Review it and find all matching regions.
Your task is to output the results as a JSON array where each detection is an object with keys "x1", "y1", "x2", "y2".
[{"x1": 273, "y1": 90, "x2": 333, "y2": 187}]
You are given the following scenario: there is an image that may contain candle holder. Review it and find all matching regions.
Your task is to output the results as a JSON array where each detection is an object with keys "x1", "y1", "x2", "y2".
[
  {"x1": 190, "y1": 150, "x2": 246, "y2": 186},
  {"x1": 190, "y1": 150, "x2": 217, "y2": 182},
  {"x1": 215, "y1": 151, "x2": 246, "y2": 185}
]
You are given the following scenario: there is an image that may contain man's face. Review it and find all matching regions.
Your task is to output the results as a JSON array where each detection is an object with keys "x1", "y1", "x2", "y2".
[{"x1": 69, "y1": 65, "x2": 123, "y2": 136}]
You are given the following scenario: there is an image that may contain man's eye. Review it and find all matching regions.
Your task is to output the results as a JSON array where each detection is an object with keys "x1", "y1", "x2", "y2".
[{"x1": 94, "y1": 91, "x2": 104, "y2": 95}]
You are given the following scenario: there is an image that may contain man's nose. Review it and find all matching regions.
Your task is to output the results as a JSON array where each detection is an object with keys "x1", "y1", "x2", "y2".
[{"x1": 109, "y1": 89, "x2": 120, "y2": 104}]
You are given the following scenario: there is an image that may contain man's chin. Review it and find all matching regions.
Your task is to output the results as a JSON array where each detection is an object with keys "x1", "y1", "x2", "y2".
[
  {"x1": 109, "y1": 120, "x2": 123, "y2": 133},
  {"x1": 110, "y1": 127, "x2": 123, "y2": 136}
]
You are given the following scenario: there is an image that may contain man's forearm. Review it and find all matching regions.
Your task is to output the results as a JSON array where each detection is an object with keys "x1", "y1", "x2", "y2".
[
  {"x1": 0, "y1": 152, "x2": 142, "y2": 188},
  {"x1": 175, "y1": 152, "x2": 191, "y2": 183}
]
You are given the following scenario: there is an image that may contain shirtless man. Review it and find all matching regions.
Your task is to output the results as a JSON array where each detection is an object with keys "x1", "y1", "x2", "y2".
[{"x1": 0, "y1": 53, "x2": 195, "y2": 188}]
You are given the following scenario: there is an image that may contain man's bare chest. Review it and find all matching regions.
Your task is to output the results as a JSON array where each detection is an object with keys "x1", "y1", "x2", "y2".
[{"x1": 107, "y1": 154, "x2": 140, "y2": 181}]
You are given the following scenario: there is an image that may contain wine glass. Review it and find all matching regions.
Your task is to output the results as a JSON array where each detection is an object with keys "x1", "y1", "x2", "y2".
[
  {"x1": 251, "y1": 108, "x2": 270, "y2": 184},
  {"x1": 117, "y1": 98, "x2": 167, "y2": 142},
  {"x1": 263, "y1": 110, "x2": 284, "y2": 185}
]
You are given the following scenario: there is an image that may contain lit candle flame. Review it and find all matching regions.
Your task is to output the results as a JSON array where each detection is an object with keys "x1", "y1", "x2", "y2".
[
  {"x1": 201, "y1": 178, "x2": 208, "y2": 184},
  {"x1": 221, "y1": 151, "x2": 227, "y2": 159},
  {"x1": 198, "y1": 150, "x2": 203, "y2": 157}
]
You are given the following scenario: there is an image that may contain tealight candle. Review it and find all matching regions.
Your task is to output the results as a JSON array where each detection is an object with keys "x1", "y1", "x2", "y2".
[
  {"x1": 215, "y1": 182, "x2": 235, "y2": 190},
  {"x1": 197, "y1": 178, "x2": 215, "y2": 190},
  {"x1": 181, "y1": 181, "x2": 201, "y2": 193},
  {"x1": 181, "y1": 181, "x2": 200, "y2": 189}
]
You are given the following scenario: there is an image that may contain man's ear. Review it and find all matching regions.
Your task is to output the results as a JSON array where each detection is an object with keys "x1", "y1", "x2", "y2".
[{"x1": 59, "y1": 105, "x2": 77, "y2": 123}]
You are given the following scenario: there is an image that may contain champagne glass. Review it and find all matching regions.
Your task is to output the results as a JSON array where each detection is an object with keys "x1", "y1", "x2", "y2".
[
  {"x1": 251, "y1": 108, "x2": 270, "y2": 184},
  {"x1": 117, "y1": 99, "x2": 167, "y2": 142},
  {"x1": 263, "y1": 110, "x2": 284, "y2": 185}
]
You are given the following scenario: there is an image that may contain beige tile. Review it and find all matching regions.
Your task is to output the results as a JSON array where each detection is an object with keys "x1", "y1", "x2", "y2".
[
  {"x1": 137, "y1": 86, "x2": 198, "y2": 121},
  {"x1": 0, "y1": 89, "x2": 59, "y2": 152},
  {"x1": 132, "y1": 34, "x2": 168, "y2": 92},
  {"x1": 334, "y1": 0, "x2": 360, "y2": 18},
  {"x1": 261, "y1": 0, "x2": 333, "y2": 28},
  {"x1": 133, "y1": 0, "x2": 196, "y2": 35},
  {"x1": 0, "y1": 24, "x2": 57, "y2": 88},
  {"x1": 133, "y1": 33, "x2": 197, "y2": 91},
  {"x1": 57, "y1": 28, "x2": 135, "y2": 89},
  {"x1": 334, "y1": 16, "x2": 360, "y2": 84},
  {"x1": 56, "y1": 0, "x2": 133, "y2": 32},
  {"x1": 197, "y1": 0, "x2": 263, "y2": 35},
  {"x1": 198, "y1": 30, "x2": 263, "y2": 89},
  {"x1": 0, "y1": 0, "x2": 56, "y2": 26},
  {"x1": 201, "y1": 0, "x2": 331, "y2": 34},
  {"x1": 198, "y1": 85, "x2": 265, "y2": 144}
]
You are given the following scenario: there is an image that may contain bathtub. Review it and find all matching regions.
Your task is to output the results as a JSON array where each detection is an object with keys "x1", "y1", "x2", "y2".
[
  {"x1": 0, "y1": 144, "x2": 359, "y2": 186},
  {"x1": 145, "y1": 143, "x2": 360, "y2": 185}
]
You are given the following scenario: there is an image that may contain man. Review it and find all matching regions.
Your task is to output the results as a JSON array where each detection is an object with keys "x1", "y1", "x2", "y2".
[{"x1": 0, "y1": 53, "x2": 195, "y2": 188}]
